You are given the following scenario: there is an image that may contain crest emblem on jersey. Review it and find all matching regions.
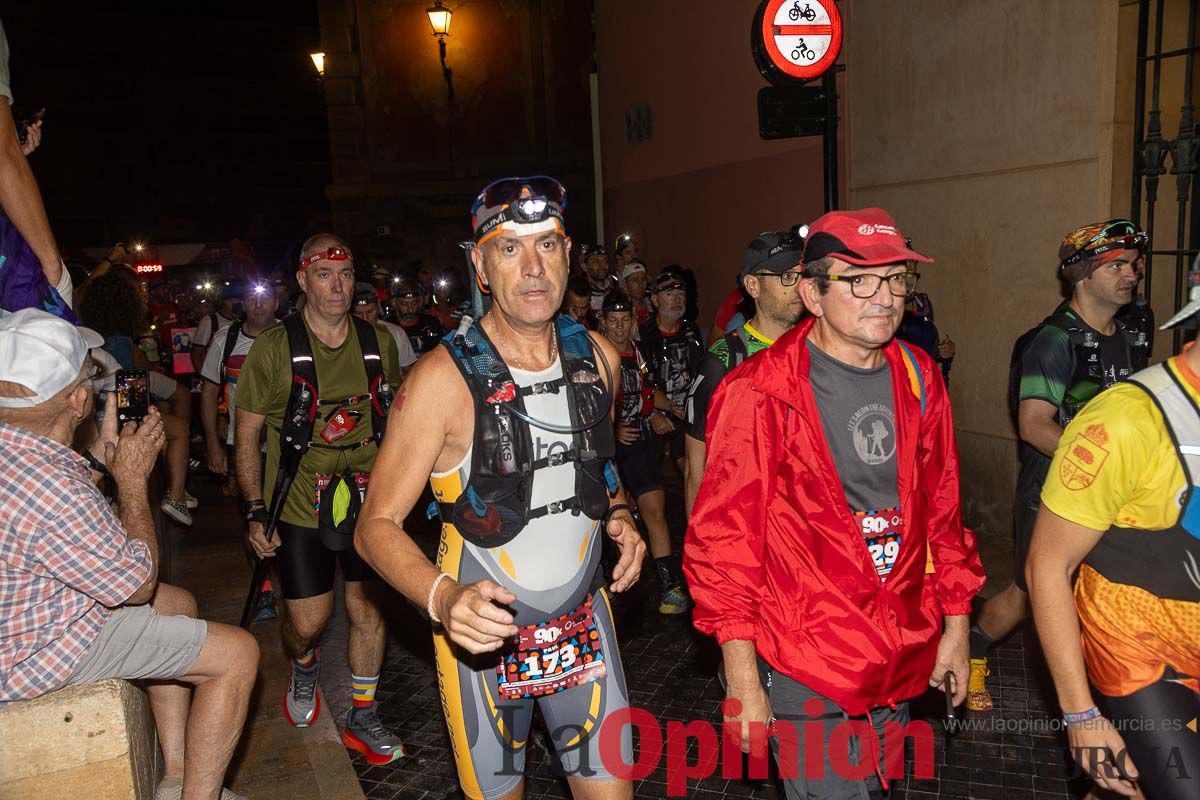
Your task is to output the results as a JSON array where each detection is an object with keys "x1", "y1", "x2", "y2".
[{"x1": 1059, "y1": 424, "x2": 1110, "y2": 491}]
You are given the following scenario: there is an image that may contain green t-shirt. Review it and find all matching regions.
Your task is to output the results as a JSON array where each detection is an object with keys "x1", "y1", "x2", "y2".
[{"x1": 235, "y1": 314, "x2": 403, "y2": 527}]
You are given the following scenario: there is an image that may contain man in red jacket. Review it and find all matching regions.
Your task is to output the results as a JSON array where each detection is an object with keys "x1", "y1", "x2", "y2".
[{"x1": 684, "y1": 208, "x2": 984, "y2": 800}]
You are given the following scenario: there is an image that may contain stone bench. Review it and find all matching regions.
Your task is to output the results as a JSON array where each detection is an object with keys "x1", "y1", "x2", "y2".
[{"x1": 0, "y1": 679, "x2": 160, "y2": 799}]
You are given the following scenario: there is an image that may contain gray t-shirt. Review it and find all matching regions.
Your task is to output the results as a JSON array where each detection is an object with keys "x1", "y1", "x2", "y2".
[{"x1": 807, "y1": 341, "x2": 903, "y2": 579}]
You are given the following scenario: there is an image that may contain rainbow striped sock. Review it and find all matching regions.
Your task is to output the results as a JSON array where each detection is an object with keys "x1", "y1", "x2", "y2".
[
  {"x1": 351, "y1": 674, "x2": 379, "y2": 709},
  {"x1": 294, "y1": 650, "x2": 317, "y2": 670}
]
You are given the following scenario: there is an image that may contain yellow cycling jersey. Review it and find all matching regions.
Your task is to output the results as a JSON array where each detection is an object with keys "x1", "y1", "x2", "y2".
[{"x1": 1041, "y1": 354, "x2": 1200, "y2": 697}]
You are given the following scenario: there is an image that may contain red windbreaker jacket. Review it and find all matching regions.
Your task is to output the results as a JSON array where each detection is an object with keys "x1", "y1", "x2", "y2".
[{"x1": 683, "y1": 318, "x2": 984, "y2": 716}]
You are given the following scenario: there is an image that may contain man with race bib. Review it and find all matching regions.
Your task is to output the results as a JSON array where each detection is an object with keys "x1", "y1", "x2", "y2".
[{"x1": 356, "y1": 176, "x2": 646, "y2": 800}]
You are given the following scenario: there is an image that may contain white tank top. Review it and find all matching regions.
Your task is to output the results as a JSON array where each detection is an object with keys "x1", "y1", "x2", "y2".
[{"x1": 432, "y1": 356, "x2": 600, "y2": 594}]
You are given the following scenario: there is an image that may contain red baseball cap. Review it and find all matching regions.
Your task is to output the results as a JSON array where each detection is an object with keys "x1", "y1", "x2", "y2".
[{"x1": 802, "y1": 208, "x2": 932, "y2": 266}]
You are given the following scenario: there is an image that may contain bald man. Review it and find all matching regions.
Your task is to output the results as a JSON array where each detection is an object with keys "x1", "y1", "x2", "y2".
[{"x1": 233, "y1": 234, "x2": 408, "y2": 764}]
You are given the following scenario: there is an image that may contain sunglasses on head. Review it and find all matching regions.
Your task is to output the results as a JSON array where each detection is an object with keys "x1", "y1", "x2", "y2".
[
  {"x1": 472, "y1": 175, "x2": 567, "y2": 215},
  {"x1": 1061, "y1": 222, "x2": 1147, "y2": 267},
  {"x1": 299, "y1": 245, "x2": 352, "y2": 269}
]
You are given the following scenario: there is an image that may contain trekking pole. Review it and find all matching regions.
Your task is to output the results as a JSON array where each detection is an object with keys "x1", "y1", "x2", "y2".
[{"x1": 238, "y1": 475, "x2": 293, "y2": 629}]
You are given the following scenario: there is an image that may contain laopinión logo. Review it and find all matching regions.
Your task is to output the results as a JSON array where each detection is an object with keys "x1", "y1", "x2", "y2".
[{"x1": 490, "y1": 700, "x2": 937, "y2": 796}]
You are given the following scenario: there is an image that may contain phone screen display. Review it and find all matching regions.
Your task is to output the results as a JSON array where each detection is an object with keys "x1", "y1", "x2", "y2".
[{"x1": 115, "y1": 370, "x2": 149, "y2": 424}]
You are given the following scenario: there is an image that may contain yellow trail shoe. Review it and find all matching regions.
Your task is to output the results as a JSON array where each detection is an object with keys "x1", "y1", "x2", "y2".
[{"x1": 966, "y1": 657, "x2": 994, "y2": 712}]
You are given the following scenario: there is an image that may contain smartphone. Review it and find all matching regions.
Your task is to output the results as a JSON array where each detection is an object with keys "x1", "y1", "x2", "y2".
[
  {"x1": 15, "y1": 108, "x2": 45, "y2": 147},
  {"x1": 115, "y1": 369, "x2": 149, "y2": 426}
]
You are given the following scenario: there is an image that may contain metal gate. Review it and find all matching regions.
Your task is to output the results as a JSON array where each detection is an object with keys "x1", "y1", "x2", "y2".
[{"x1": 1132, "y1": 0, "x2": 1200, "y2": 350}]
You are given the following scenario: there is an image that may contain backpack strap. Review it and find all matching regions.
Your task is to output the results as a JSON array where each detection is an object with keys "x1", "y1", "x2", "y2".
[
  {"x1": 896, "y1": 340, "x2": 926, "y2": 416},
  {"x1": 350, "y1": 315, "x2": 391, "y2": 444},
  {"x1": 218, "y1": 320, "x2": 242, "y2": 401},
  {"x1": 723, "y1": 327, "x2": 749, "y2": 370}
]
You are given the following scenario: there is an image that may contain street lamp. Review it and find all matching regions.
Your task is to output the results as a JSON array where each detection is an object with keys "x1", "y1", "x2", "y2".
[
  {"x1": 309, "y1": 51, "x2": 326, "y2": 79},
  {"x1": 425, "y1": 1, "x2": 455, "y2": 103}
]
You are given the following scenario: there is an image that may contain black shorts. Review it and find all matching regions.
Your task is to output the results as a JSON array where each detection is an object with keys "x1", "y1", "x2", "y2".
[
  {"x1": 662, "y1": 424, "x2": 686, "y2": 463},
  {"x1": 275, "y1": 521, "x2": 379, "y2": 600},
  {"x1": 1095, "y1": 675, "x2": 1200, "y2": 800},
  {"x1": 1011, "y1": 499, "x2": 1038, "y2": 593},
  {"x1": 616, "y1": 434, "x2": 662, "y2": 498}
]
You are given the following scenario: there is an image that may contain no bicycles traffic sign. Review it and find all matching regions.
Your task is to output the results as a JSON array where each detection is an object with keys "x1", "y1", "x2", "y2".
[{"x1": 755, "y1": 0, "x2": 842, "y2": 82}]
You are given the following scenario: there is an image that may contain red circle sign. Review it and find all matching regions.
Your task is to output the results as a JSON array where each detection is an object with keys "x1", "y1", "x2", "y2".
[{"x1": 760, "y1": 0, "x2": 842, "y2": 80}]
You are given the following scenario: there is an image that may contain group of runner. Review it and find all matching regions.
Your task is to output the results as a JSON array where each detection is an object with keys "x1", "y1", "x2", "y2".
[{"x1": 214, "y1": 173, "x2": 1193, "y2": 800}]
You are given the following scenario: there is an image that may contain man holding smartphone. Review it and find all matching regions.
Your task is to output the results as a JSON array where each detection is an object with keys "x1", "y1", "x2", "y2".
[{"x1": 0, "y1": 309, "x2": 259, "y2": 800}]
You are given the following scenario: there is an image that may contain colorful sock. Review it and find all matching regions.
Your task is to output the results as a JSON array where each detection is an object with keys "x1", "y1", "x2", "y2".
[
  {"x1": 351, "y1": 674, "x2": 380, "y2": 709},
  {"x1": 260, "y1": 578, "x2": 273, "y2": 594},
  {"x1": 969, "y1": 624, "x2": 994, "y2": 660},
  {"x1": 294, "y1": 650, "x2": 317, "y2": 670}
]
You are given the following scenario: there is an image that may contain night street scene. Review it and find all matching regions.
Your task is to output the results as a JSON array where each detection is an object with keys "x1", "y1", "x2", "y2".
[{"x1": 1, "y1": 2, "x2": 1198, "y2": 800}]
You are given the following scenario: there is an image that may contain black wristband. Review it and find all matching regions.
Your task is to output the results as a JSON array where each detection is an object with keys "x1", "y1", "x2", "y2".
[
  {"x1": 603, "y1": 503, "x2": 639, "y2": 529},
  {"x1": 246, "y1": 508, "x2": 270, "y2": 526},
  {"x1": 242, "y1": 499, "x2": 265, "y2": 515}
]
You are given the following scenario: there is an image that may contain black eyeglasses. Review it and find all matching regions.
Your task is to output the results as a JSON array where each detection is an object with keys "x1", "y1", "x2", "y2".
[
  {"x1": 752, "y1": 271, "x2": 804, "y2": 287},
  {"x1": 826, "y1": 271, "x2": 919, "y2": 298}
]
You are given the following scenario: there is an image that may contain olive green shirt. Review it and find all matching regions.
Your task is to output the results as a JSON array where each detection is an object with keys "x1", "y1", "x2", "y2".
[{"x1": 235, "y1": 313, "x2": 403, "y2": 527}]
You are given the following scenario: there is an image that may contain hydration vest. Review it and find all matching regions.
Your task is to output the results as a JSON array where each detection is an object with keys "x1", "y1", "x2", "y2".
[
  {"x1": 268, "y1": 314, "x2": 393, "y2": 525},
  {"x1": 1089, "y1": 363, "x2": 1200, "y2": 601},
  {"x1": 437, "y1": 315, "x2": 619, "y2": 549},
  {"x1": 1007, "y1": 303, "x2": 1148, "y2": 429},
  {"x1": 720, "y1": 327, "x2": 751, "y2": 371}
]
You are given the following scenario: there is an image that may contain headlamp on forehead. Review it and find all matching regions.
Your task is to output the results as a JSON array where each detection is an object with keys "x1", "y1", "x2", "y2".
[
  {"x1": 1060, "y1": 221, "x2": 1147, "y2": 268},
  {"x1": 252, "y1": 284, "x2": 267, "y2": 296},
  {"x1": 299, "y1": 245, "x2": 352, "y2": 269},
  {"x1": 602, "y1": 300, "x2": 633, "y2": 314},
  {"x1": 395, "y1": 290, "x2": 420, "y2": 300},
  {"x1": 655, "y1": 281, "x2": 686, "y2": 294},
  {"x1": 471, "y1": 175, "x2": 567, "y2": 246}
]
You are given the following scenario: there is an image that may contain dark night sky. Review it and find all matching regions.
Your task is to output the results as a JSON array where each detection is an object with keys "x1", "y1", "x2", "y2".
[{"x1": 4, "y1": 1, "x2": 330, "y2": 266}]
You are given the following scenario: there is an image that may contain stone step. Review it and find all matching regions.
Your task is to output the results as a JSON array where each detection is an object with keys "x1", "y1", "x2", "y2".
[{"x1": 0, "y1": 679, "x2": 159, "y2": 799}]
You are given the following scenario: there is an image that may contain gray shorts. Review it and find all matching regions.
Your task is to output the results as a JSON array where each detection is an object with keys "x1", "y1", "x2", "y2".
[
  {"x1": 759, "y1": 659, "x2": 910, "y2": 800},
  {"x1": 67, "y1": 605, "x2": 207, "y2": 685}
]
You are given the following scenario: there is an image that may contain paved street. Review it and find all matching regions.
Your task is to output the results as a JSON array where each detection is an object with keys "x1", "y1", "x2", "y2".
[{"x1": 305, "y1": 478, "x2": 1090, "y2": 800}]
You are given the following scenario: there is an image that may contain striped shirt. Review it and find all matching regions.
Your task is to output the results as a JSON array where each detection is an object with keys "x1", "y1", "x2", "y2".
[{"x1": 0, "y1": 423, "x2": 152, "y2": 703}]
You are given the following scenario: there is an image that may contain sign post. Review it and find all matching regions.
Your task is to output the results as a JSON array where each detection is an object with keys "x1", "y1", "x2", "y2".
[{"x1": 751, "y1": 0, "x2": 843, "y2": 211}]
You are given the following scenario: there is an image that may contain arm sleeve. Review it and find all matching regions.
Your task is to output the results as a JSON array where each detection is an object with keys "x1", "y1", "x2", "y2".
[
  {"x1": 1041, "y1": 385, "x2": 1157, "y2": 531},
  {"x1": 683, "y1": 377, "x2": 774, "y2": 643},
  {"x1": 200, "y1": 326, "x2": 228, "y2": 384},
  {"x1": 1019, "y1": 325, "x2": 1072, "y2": 407},
  {"x1": 918, "y1": 353, "x2": 985, "y2": 616},
  {"x1": 685, "y1": 355, "x2": 723, "y2": 441},
  {"x1": 33, "y1": 478, "x2": 152, "y2": 607},
  {"x1": 233, "y1": 332, "x2": 285, "y2": 415}
]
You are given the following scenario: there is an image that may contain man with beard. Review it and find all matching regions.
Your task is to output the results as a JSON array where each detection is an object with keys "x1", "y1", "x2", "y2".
[
  {"x1": 392, "y1": 274, "x2": 446, "y2": 356},
  {"x1": 640, "y1": 270, "x2": 705, "y2": 480},
  {"x1": 968, "y1": 220, "x2": 1149, "y2": 712},
  {"x1": 686, "y1": 209, "x2": 982, "y2": 800},
  {"x1": 601, "y1": 290, "x2": 690, "y2": 615},
  {"x1": 583, "y1": 244, "x2": 615, "y2": 314},
  {"x1": 356, "y1": 176, "x2": 645, "y2": 800},
  {"x1": 684, "y1": 231, "x2": 805, "y2": 514}
]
